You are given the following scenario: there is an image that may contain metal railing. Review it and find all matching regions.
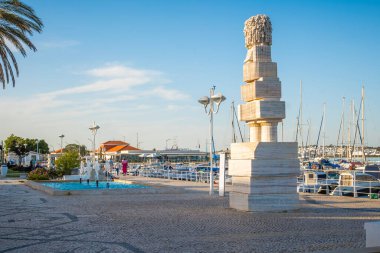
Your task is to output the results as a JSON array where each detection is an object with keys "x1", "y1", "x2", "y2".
[
  {"x1": 297, "y1": 170, "x2": 380, "y2": 199},
  {"x1": 137, "y1": 167, "x2": 219, "y2": 183}
]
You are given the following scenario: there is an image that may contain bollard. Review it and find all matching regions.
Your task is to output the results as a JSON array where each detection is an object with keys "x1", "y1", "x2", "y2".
[
  {"x1": 96, "y1": 180, "x2": 99, "y2": 187},
  {"x1": 219, "y1": 153, "x2": 226, "y2": 197},
  {"x1": 79, "y1": 178, "x2": 82, "y2": 184},
  {"x1": 87, "y1": 179, "x2": 89, "y2": 184}
]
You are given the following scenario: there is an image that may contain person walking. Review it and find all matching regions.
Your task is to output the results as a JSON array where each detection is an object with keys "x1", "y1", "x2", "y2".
[
  {"x1": 109, "y1": 158, "x2": 114, "y2": 174},
  {"x1": 122, "y1": 159, "x2": 128, "y2": 175},
  {"x1": 115, "y1": 162, "x2": 120, "y2": 176}
]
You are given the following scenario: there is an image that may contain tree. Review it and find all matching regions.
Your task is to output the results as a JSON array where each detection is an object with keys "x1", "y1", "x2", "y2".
[
  {"x1": 4, "y1": 134, "x2": 27, "y2": 164},
  {"x1": 64, "y1": 143, "x2": 87, "y2": 157},
  {"x1": 24, "y1": 138, "x2": 49, "y2": 154},
  {"x1": 4, "y1": 134, "x2": 50, "y2": 165},
  {"x1": 0, "y1": 0, "x2": 43, "y2": 88},
  {"x1": 55, "y1": 151, "x2": 80, "y2": 176}
]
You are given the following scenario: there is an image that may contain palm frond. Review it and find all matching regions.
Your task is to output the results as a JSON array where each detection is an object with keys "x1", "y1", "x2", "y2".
[{"x1": 0, "y1": 0, "x2": 43, "y2": 88}]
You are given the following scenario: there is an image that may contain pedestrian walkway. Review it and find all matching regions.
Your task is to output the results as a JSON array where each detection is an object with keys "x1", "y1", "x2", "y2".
[{"x1": 0, "y1": 178, "x2": 379, "y2": 252}]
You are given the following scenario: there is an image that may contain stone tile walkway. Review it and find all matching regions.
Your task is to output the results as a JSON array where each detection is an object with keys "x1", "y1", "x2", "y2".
[{"x1": 0, "y1": 177, "x2": 379, "y2": 252}]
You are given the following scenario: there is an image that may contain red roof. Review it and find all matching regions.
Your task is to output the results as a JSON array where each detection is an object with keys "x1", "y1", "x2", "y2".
[
  {"x1": 51, "y1": 148, "x2": 64, "y2": 154},
  {"x1": 106, "y1": 145, "x2": 139, "y2": 153},
  {"x1": 102, "y1": 140, "x2": 129, "y2": 146},
  {"x1": 100, "y1": 140, "x2": 140, "y2": 153}
]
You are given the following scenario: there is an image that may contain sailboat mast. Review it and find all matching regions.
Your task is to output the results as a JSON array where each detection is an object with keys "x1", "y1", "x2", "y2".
[
  {"x1": 353, "y1": 99, "x2": 356, "y2": 160},
  {"x1": 300, "y1": 80, "x2": 303, "y2": 155},
  {"x1": 231, "y1": 101, "x2": 236, "y2": 143},
  {"x1": 306, "y1": 120, "x2": 311, "y2": 158},
  {"x1": 346, "y1": 100, "x2": 353, "y2": 160},
  {"x1": 348, "y1": 99, "x2": 353, "y2": 160},
  {"x1": 341, "y1": 97, "x2": 345, "y2": 158},
  {"x1": 322, "y1": 103, "x2": 326, "y2": 157},
  {"x1": 362, "y1": 85, "x2": 365, "y2": 163}
]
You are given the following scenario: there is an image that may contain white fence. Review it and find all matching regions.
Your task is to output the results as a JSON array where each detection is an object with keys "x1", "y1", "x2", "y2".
[
  {"x1": 137, "y1": 167, "x2": 219, "y2": 183},
  {"x1": 297, "y1": 170, "x2": 380, "y2": 199}
]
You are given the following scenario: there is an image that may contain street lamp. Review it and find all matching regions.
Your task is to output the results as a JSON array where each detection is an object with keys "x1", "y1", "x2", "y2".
[
  {"x1": 59, "y1": 134, "x2": 65, "y2": 154},
  {"x1": 89, "y1": 122, "x2": 100, "y2": 160},
  {"x1": 75, "y1": 140, "x2": 81, "y2": 157},
  {"x1": 35, "y1": 139, "x2": 39, "y2": 161},
  {"x1": 23, "y1": 143, "x2": 27, "y2": 166},
  {"x1": 198, "y1": 86, "x2": 226, "y2": 195},
  {"x1": 165, "y1": 139, "x2": 171, "y2": 150}
]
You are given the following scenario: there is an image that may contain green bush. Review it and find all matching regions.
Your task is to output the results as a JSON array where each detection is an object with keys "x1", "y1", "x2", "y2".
[
  {"x1": 27, "y1": 168, "x2": 49, "y2": 180},
  {"x1": 55, "y1": 151, "x2": 80, "y2": 177}
]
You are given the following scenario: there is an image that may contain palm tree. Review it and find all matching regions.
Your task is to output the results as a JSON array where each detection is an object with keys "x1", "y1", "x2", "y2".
[{"x1": 0, "y1": 0, "x2": 43, "y2": 89}]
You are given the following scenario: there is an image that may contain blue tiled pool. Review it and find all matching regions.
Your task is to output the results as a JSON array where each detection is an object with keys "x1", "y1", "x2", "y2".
[{"x1": 41, "y1": 181, "x2": 149, "y2": 190}]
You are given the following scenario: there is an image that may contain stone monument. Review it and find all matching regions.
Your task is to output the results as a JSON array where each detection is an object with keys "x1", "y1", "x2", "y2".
[{"x1": 229, "y1": 15, "x2": 299, "y2": 212}]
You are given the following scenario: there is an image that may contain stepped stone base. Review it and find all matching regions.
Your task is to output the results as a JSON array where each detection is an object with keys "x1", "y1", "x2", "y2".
[{"x1": 229, "y1": 142, "x2": 300, "y2": 212}]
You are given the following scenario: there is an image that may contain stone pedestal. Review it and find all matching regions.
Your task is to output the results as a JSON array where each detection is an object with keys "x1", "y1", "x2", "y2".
[
  {"x1": 229, "y1": 15, "x2": 299, "y2": 212},
  {"x1": 229, "y1": 142, "x2": 299, "y2": 212}
]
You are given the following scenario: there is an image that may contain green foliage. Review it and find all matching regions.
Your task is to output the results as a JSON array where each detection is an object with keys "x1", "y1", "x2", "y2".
[
  {"x1": 4, "y1": 134, "x2": 50, "y2": 157},
  {"x1": 27, "y1": 168, "x2": 49, "y2": 180},
  {"x1": 55, "y1": 151, "x2": 80, "y2": 177},
  {"x1": 64, "y1": 143, "x2": 87, "y2": 157},
  {"x1": 4, "y1": 134, "x2": 26, "y2": 157}
]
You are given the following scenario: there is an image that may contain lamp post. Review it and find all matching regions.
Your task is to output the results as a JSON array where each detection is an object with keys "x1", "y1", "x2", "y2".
[
  {"x1": 59, "y1": 135, "x2": 65, "y2": 154},
  {"x1": 35, "y1": 139, "x2": 40, "y2": 161},
  {"x1": 198, "y1": 86, "x2": 226, "y2": 195},
  {"x1": 23, "y1": 143, "x2": 27, "y2": 166},
  {"x1": 75, "y1": 140, "x2": 81, "y2": 158},
  {"x1": 89, "y1": 122, "x2": 100, "y2": 161},
  {"x1": 165, "y1": 139, "x2": 171, "y2": 150}
]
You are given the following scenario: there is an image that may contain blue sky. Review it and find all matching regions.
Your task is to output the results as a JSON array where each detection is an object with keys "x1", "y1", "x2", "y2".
[{"x1": 1, "y1": 0, "x2": 380, "y2": 151}]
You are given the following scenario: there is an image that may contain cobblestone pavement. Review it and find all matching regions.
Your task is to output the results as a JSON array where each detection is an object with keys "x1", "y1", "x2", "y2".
[{"x1": 0, "y1": 178, "x2": 379, "y2": 253}]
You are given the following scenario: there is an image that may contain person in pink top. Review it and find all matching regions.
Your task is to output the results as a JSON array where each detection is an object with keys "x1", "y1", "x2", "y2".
[{"x1": 122, "y1": 159, "x2": 128, "y2": 175}]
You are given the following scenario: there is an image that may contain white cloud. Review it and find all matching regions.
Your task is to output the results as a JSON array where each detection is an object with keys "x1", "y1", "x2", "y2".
[
  {"x1": 40, "y1": 64, "x2": 167, "y2": 99},
  {"x1": 0, "y1": 64, "x2": 195, "y2": 147},
  {"x1": 149, "y1": 86, "x2": 190, "y2": 101},
  {"x1": 86, "y1": 65, "x2": 162, "y2": 79},
  {"x1": 42, "y1": 77, "x2": 145, "y2": 97},
  {"x1": 1, "y1": 64, "x2": 191, "y2": 118},
  {"x1": 40, "y1": 40, "x2": 80, "y2": 48}
]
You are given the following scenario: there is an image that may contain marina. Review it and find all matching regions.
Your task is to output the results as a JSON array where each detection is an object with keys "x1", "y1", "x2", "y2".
[{"x1": 1, "y1": 1, "x2": 380, "y2": 252}]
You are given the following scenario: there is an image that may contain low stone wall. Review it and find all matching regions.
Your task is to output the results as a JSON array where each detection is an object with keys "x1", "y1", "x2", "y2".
[{"x1": 25, "y1": 180, "x2": 184, "y2": 196}]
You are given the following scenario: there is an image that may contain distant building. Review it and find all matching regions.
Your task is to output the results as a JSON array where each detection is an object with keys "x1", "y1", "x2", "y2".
[
  {"x1": 99, "y1": 140, "x2": 207, "y2": 163},
  {"x1": 48, "y1": 148, "x2": 65, "y2": 168},
  {"x1": 99, "y1": 140, "x2": 140, "y2": 161},
  {"x1": 7, "y1": 151, "x2": 42, "y2": 167}
]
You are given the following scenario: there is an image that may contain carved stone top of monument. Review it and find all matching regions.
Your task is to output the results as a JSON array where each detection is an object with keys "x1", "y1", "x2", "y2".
[{"x1": 244, "y1": 14, "x2": 272, "y2": 48}]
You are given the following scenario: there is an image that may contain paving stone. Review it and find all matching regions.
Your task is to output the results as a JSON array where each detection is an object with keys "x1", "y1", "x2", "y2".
[{"x1": 0, "y1": 178, "x2": 379, "y2": 252}]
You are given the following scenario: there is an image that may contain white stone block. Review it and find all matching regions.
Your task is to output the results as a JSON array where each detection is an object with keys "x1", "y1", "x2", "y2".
[
  {"x1": 232, "y1": 176, "x2": 297, "y2": 194},
  {"x1": 241, "y1": 78, "x2": 281, "y2": 102},
  {"x1": 239, "y1": 100, "x2": 285, "y2": 122},
  {"x1": 230, "y1": 142, "x2": 298, "y2": 160},
  {"x1": 63, "y1": 175, "x2": 81, "y2": 180},
  {"x1": 243, "y1": 61, "x2": 277, "y2": 83},
  {"x1": 229, "y1": 192, "x2": 299, "y2": 212},
  {"x1": 365, "y1": 221, "x2": 380, "y2": 247},
  {"x1": 228, "y1": 159, "x2": 300, "y2": 177},
  {"x1": 244, "y1": 45, "x2": 272, "y2": 63}
]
